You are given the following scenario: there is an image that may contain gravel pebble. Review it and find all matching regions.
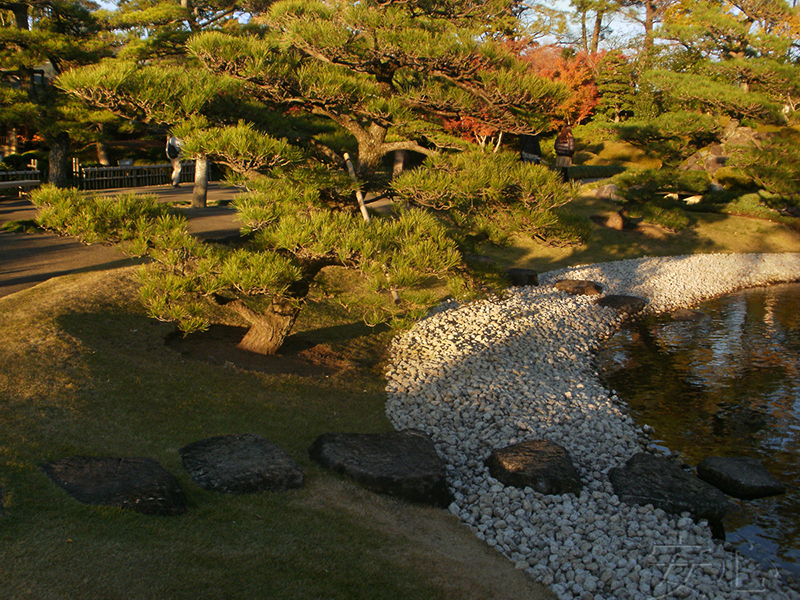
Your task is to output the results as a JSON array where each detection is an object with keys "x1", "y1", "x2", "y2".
[{"x1": 386, "y1": 253, "x2": 800, "y2": 600}]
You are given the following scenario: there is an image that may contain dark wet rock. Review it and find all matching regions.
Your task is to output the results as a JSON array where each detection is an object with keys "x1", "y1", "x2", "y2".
[
  {"x1": 671, "y1": 308, "x2": 707, "y2": 321},
  {"x1": 0, "y1": 483, "x2": 4, "y2": 516},
  {"x1": 309, "y1": 430, "x2": 450, "y2": 507},
  {"x1": 506, "y1": 268, "x2": 539, "y2": 287},
  {"x1": 697, "y1": 456, "x2": 786, "y2": 500},
  {"x1": 609, "y1": 453, "x2": 733, "y2": 535},
  {"x1": 596, "y1": 294, "x2": 647, "y2": 314},
  {"x1": 41, "y1": 456, "x2": 187, "y2": 516},
  {"x1": 486, "y1": 439, "x2": 583, "y2": 495},
  {"x1": 554, "y1": 279, "x2": 603, "y2": 296},
  {"x1": 180, "y1": 434, "x2": 304, "y2": 494}
]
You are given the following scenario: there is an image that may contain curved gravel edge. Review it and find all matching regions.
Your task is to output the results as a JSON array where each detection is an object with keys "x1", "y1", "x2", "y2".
[{"x1": 385, "y1": 252, "x2": 800, "y2": 600}]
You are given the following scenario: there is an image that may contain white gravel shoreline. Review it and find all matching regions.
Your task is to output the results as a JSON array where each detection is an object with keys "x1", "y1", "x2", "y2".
[{"x1": 385, "y1": 252, "x2": 800, "y2": 600}]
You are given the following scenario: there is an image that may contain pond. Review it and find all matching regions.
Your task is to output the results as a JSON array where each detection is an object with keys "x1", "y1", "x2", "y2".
[{"x1": 596, "y1": 282, "x2": 800, "y2": 584}]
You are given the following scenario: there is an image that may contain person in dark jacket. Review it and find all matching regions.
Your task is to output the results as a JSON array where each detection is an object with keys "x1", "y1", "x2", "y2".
[
  {"x1": 553, "y1": 125, "x2": 574, "y2": 182},
  {"x1": 166, "y1": 136, "x2": 183, "y2": 187},
  {"x1": 519, "y1": 133, "x2": 542, "y2": 164}
]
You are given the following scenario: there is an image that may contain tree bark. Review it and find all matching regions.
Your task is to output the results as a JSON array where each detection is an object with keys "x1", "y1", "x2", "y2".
[
  {"x1": 48, "y1": 131, "x2": 70, "y2": 188},
  {"x1": 643, "y1": 0, "x2": 656, "y2": 51},
  {"x1": 228, "y1": 298, "x2": 300, "y2": 355},
  {"x1": 192, "y1": 155, "x2": 209, "y2": 208},
  {"x1": 96, "y1": 141, "x2": 111, "y2": 166},
  {"x1": 591, "y1": 10, "x2": 604, "y2": 54}
]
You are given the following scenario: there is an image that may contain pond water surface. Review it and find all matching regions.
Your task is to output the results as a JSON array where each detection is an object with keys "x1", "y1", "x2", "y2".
[{"x1": 596, "y1": 282, "x2": 800, "y2": 584}]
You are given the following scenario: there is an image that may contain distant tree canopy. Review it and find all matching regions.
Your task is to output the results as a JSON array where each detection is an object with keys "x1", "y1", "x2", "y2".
[{"x1": 0, "y1": 0, "x2": 114, "y2": 184}]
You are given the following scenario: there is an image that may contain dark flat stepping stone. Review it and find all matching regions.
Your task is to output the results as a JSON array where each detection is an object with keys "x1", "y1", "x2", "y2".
[
  {"x1": 697, "y1": 456, "x2": 786, "y2": 499},
  {"x1": 180, "y1": 434, "x2": 304, "y2": 494},
  {"x1": 486, "y1": 439, "x2": 583, "y2": 495},
  {"x1": 309, "y1": 430, "x2": 451, "y2": 507},
  {"x1": 41, "y1": 456, "x2": 187, "y2": 516},
  {"x1": 671, "y1": 308, "x2": 707, "y2": 321},
  {"x1": 596, "y1": 294, "x2": 647, "y2": 314},
  {"x1": 609, "y1": 453, "x2": 733, "y2": 536},
  {"x1": 506, "y1": 268, "x2": 539, "y2": 287},
  {"x1": 554, "y1": 279, "x2": 603, "y2": 296}
]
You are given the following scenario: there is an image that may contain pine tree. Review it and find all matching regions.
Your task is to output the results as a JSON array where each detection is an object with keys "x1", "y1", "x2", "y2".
[{"x1": 50, "y1": 0, "x2": 577, "y2": 355}]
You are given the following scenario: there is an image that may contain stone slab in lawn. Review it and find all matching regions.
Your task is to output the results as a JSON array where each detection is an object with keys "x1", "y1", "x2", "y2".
[
  {"x1": 309, "y1": 430, "x2": 451, "y2": 507},
  {"x1": 180, "y1": 434, "x2": 304, "y2": 494},
  {"x1": 41, "y1": 456, "x2": 187, "y2": 516}
]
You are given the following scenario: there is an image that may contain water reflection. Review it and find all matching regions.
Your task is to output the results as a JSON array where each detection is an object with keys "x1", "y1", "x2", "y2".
[{"x1": 596, "y1": 283, "x2": 800, "y2": 582}]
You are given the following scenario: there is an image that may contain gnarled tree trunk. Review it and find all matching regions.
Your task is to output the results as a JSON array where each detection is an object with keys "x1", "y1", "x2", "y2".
[{"x1": 228, "y1": 298, "x2": 300, "y2": 355}]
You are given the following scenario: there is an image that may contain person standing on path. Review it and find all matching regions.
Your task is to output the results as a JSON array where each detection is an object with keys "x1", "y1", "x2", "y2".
[
  {"x1": 166, "y1": 136, "x2": 183, "y2": 187},
  {"x1": 553, "y1": 125, "x2": 574, "y2": 182}
]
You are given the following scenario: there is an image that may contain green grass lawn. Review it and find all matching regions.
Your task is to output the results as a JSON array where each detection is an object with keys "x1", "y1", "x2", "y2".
[{"x1": 0, "y1": 268, "x2": 551, "y2": 600}]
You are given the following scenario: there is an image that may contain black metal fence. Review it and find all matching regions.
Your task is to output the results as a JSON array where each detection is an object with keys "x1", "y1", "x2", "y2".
[{"x1": 73, "y1": 161, "x2": 196, "y2": 190}]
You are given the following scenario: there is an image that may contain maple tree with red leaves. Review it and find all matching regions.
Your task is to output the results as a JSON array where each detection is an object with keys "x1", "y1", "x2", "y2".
[{"x1": 517, "y1": 45, "x2": 600, "y2": 126}]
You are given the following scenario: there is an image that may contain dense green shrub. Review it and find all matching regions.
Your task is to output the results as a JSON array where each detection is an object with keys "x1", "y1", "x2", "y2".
[{"x1": 725, "y1": 132, "x2": 800, "y2": 207}]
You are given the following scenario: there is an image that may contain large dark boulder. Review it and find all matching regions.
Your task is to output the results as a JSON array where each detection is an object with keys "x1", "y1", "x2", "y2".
[
  {"x1": 596, "y1": 294, "x2": 647, "y2": 315},
  {"x1": 309, "y1": 430, "x2": 451, "y2": 507},
  {"x1": 180, "y1": 434, "x2": 304, "y2": 494},
  {"x1": 554, "y1": 279, "x2": 603, "y2": 296},
  {"x1": 697, "y1": 456, "x2": 786, "y2": 500},
  {"x1": 41, "y1": 456, "x2": 187, "y2": 516},
  {"x1": 609, "y1": 453, "x2": 733, "y2": 535},
  {"x1": 506, "y1": 268, "x2": 539, "y2": 287},
  {"x1": 486, "y1": 439, "x2": 583, "y2": 495}
]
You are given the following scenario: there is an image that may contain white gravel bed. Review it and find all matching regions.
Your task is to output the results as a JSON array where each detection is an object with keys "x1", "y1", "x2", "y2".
[{"x1": 385, "y1": 252, "x2": 800, "y2": 600}]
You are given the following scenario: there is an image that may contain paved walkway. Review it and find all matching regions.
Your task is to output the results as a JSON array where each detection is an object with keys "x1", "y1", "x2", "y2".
[{"x1": 0, "y1": 183, "x2": 243, "y2": 298}]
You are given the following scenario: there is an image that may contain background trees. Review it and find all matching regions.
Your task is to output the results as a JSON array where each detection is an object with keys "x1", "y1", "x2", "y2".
[{"x1": 0, "y1": 0, "x2": 112, "y2": 184}]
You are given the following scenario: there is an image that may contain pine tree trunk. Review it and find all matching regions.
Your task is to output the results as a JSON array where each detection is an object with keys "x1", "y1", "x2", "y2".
[
  {"x1": 229, "y1": 299, "x2": 300, "y2": 355},
  {"x1": 591, "y1": 11, "x2": 604, "y2": 54},
  {"x1": 48, "y1": 132, "x2": 70, "y2": 188},
  {"x1": 643, "y1": 0, "x2": 655, "y2": 51},
  {"x1": 192, "y1": 155, "x2": 209, "y2": 208},
  {"x1": 96, "y1": 141, "x2": 111, "y2": 166}
]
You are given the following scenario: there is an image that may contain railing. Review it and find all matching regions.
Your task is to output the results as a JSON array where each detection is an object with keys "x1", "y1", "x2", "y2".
[
  {"x1": 73, "y1": 161, "x2": 197, "y2": 190},
  {"x1": 0, "y1": 169, "x2": 41, "y2": 182}
]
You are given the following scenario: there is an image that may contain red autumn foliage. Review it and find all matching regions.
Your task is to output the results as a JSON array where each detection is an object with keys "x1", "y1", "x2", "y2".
[{"x1": 517, "y1": 44, "x2": 600, "y2": 127}]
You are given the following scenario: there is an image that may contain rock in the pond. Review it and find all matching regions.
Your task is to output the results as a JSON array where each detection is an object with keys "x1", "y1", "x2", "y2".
[
  {"x1": 309, "y1": 430, "x2": 451, "y2": 507},
  {"x1": 609, "y1": 453, "x2": 733, "y2": 534},
  {"x1": 554, "y1": 279, "x2": 603, "y2": 296},
  {"x1": 41, "y1": 456, "x2": 187, "y2": 516},
  {"x1": 671, "y1": 308, "x2": 707, "y2": 321},
  {"x1": 596, "y1": 294, "x2": 647, "y2": 314},
  {"x1": 180, "y1": 434, "x2": 304, "y2": 494},
  {"x1": 697, "y1": 456, "x2": 786, "y2": 500},
  {"x1": 506, "y1": 268, "x2": 539, "y2": 287},
  {"x1": 486, "y1": 439, "x2": 583, "y2": 495}
]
